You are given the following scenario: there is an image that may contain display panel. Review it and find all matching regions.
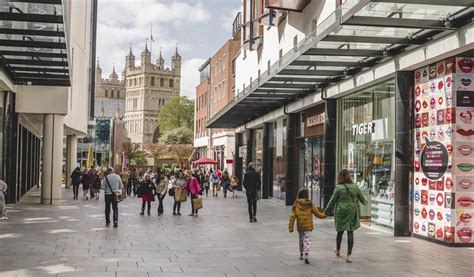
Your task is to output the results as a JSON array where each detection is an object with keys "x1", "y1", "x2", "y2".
[{"x1": 413, "y1": 56, "x2": 474, "y2": 245}]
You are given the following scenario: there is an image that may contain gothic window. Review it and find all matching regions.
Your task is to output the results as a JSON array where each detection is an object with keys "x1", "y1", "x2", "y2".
[
  {"x1": 105, "y1": 89, "x2": 108, "y2": 98},
  {"x1": 111, "y1": 90, "x2": 114, "y2": 98},
  {"x1": 117, "y1": 90, "x2": 120, "y2": 98},
  {"x1": 134, "y1": 78, "x2": 137, "y2": 86},
  {"x1": 145, "y1": 119, "x2": 149, "y2": 133},
  {"x1": 151, "y1": 77, "x2": 155, "y2": 86},
  {"x1": 160, "y1": 78, "x2": 164, "y2": 87},
  {"x1": 169, "y1": 79, "x2": 173, "y2": 88}
]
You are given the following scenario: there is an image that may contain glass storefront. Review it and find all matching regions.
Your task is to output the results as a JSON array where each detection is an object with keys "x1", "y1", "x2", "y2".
[
  {"x1": 337, "y1": 81, "x2": 396, "y2": 228},
  {"x1": 252, "y1": 129, "x2": 263, "y2": 173},
  {"x1": 271, "y1": 118, "x2": 287, "y2": 199},
  {"x1": 0, "y1": 91, "x2": 4, "y2": 179}
]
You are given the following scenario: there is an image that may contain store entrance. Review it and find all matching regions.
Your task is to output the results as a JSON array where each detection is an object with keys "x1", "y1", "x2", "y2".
[{"x1": 298, "y1": 136, "x2": 324, "y2": 207}]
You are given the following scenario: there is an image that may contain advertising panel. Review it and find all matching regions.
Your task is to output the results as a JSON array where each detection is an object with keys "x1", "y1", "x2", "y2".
[{"x1": 413, "y1": 56, "x2": 474, "y2": 245}]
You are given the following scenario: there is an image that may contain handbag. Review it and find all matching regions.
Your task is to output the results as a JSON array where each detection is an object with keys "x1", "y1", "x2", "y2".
[
  {"x1": 168, "y1": 187, "x2": 175, "y2": 197},
  {"x1": 193, "y1": 197, "x2": 203, "y2": 209},
  {"x1": 105, "y1": 176, "x2": 123, "y2": 203}
]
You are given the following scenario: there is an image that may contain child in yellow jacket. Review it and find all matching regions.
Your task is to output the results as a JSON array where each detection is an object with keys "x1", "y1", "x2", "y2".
[{"x1": 289, "y1": 188, "x2": 326, "y2": 264}]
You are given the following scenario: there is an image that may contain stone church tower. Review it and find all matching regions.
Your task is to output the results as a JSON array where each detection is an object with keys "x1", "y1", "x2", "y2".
[
  {"x1": 124, "y1": 45, "x2": 181, "y2": 144},
  {"x1": 94, "y1": 60, "x2": 126, "y2": 118}
]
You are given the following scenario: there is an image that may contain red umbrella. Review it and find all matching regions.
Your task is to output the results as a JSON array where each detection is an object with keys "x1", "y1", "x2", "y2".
[{"x1": 191, "y1": 157, "x2": 218, "y2": 165}]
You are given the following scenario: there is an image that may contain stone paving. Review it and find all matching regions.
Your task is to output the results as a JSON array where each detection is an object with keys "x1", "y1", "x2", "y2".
[{"x1": 0, "y1": 187, "x2": 473, "y2": 277}]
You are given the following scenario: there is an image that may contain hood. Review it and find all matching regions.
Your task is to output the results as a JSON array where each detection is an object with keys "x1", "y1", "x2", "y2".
[{"x1": 296, "y1": 199, "x2": 312, "y2": 209}]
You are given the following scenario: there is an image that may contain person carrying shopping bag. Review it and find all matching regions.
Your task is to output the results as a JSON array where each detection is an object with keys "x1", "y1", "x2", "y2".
[
  {"x1": 173, "y1": 171, "x2": 187, "y2": 216},
  {"x1": 289, "y1": 188, "x2": 327, "y2": 264},
  {"x1": 186, "y1": 173, "x2": 202, "y2": 216}
]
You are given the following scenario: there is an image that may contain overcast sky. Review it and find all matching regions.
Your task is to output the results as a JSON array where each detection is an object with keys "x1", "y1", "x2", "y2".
[{"x1": 97, "y1": 0, "x2": 240, "y2": 100}]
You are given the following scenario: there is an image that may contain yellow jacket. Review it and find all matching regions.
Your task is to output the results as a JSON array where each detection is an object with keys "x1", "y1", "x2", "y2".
[{"x1": 289, "y1": 199, "x2": 326, "y2": 232}]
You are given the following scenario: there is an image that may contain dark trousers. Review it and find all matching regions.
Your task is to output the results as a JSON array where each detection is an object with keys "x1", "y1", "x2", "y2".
[
  {"x1": 105, "y1": 194, "x2": 118, "y2": 224},
  {"x1": 141, "y1": 200, "x2": 151, "y2": 214},
  {"x1": 190, "y1": 194, "x2": 198, "y2": 215},
  {"x1": 127, "y1": 183, "x2": 132, "y2": 196},
  {"x1": 72, "y1": 184, "x2": 80, "y2": 198},
  {"x1": 337, "y1": 231, "x2": 354, "y2": 255},
  {"x1": 157, "y1": 195, "x2": 165, "y2": 214},
  {"x1": 173, "y1": 201, "x2": 181, "y2": 213},
  {"x1": 246, "y1": 194, "x2": 257, "y2": 219},
  {"x1": 223, "y1": 184, "x2": 233, "y2": 197}
]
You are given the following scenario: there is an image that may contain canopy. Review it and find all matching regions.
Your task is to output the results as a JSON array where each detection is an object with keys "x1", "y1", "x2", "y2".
[{"x1": 191, "y1": 157, "x2": 218, "y2": 165}]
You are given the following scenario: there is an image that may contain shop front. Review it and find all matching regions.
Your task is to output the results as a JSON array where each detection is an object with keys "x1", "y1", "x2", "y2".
[
  {"x1": 337, "y1": 81, "x2": 396, "y2": 228},
  {"x1": 298, "y1": 104, "x2": 326, "y2": 207},
  {"x1": 412, "y1": 54, "x2": 474, "y2": 246}
]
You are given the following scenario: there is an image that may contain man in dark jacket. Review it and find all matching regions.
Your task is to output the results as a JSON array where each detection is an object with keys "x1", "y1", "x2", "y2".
[{"x1": 243, "y1": 162, "x2": 261, "y2": 222}]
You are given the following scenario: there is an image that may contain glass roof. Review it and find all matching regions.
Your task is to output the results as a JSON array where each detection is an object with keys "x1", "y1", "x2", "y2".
[
  {"x1": 356, "y1": 2, "x2": 463, "y2": 19},
  {"x1": 0, "y1": 0, "x2": 69, "y2": 86}
]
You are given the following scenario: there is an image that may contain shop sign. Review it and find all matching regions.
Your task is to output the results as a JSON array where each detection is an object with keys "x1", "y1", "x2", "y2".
[
  {"x1": 306, "y1": 112, "x2": 325, "y2": 127},
  {"x1": 421, "y1": 139, "x2": 448, "y2": 180},
  {"x1": 352, "y1": 121, "x2": 375, "y2": 136},
  {"x1": 238, "y1": 146, "x2": 246, "y2": 158}
]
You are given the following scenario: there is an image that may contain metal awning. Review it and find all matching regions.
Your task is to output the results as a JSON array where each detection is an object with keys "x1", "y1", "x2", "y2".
[
  {"x1": 208, "y1": 0, "x2": 474, "y2": 128},
  {"x1": 0, "y1": 0, "x2": 70, "y2": 86}
]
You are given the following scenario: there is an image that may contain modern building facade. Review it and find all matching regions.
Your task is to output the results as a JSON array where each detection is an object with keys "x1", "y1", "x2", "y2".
[
  {"x1": 94, "y1": 61, "x2": 125, "y2": 118},
  {"x1": 0, "y1": 0, "x2": 97, "y2": 204},
  {"x1": 208, "y1": 0, "x2": 474, "y2": 246},
  {"x1": 193, "y1": 13, "x2": 242, "y2": 174},
  {"x1": 124, "y1": 46, "x2": 181, "y2": 144}
]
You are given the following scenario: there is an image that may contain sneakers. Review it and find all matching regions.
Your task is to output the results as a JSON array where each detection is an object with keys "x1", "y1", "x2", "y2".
[
  {"x1": 1, "y1": 216, "x2": 8, "y2": 220},
  {"x1": 346, "y1": 255, "x2": 352, "y2": 263}
]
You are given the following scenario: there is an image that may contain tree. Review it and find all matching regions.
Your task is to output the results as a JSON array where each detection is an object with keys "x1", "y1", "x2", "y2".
[
  {"x1": 171, "y1": 144, "x2": 194, "y2": 169},
  {"x1": 122, "y1": 142, "x2": 146, "y2": 165},
  {"x1": 158, "y1": 127, "x2": 193, "y2": 144},
  {"x1": 157, "y1": 96, "x2": 194, "y2": 133}
]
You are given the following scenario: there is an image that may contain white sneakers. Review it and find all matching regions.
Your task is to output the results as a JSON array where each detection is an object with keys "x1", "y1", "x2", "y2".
[{"x1": 1, "y1": 216, "x2": 8, "y2": 220}]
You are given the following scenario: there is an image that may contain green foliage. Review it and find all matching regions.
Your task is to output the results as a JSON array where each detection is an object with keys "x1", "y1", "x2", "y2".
[
  {"x1": 158, "y1": 126, "x2": 193, "y2": 144},
  {"x1": 158, "y1": 96, "x2": 194, "y2": 133}
]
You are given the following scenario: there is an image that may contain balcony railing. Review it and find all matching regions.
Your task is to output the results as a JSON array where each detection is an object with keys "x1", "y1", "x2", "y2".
[{"x1": 232, "y1": 12, "x2": 242, "y2": 38}]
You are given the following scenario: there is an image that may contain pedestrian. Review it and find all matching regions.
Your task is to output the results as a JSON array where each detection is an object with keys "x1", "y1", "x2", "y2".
[
  {"x1": 71, "y1": 167, "x2": 82, "y2": 200},
  {"x1": 139, "y1": 174, "x2": 155, "y2": 216},
  {"x1": 0, "y1": 180, "x2": 8, "y2": 220},
  {"x1": 323, "y1": 169, "x2": 368, "y2": 263},
  {"x1": 101, "y1": 167, "x2": 124, "y2": 228},
  {"x1": 243, "y1": 162, "x2": 261, "y2": 223},
  {"x1": 186, "y1": 173, "x2": 202, "y2": 216},
  {"x1": 210, "y1": 169, "x2": 220, "y2": 197},
  {"x1": 93, "y1": 171, "x2": 102, "y2": 200},
  {"x1": 220, "y1": 170, "x2": 233, "y2": 198},
  {"x1": 289, "y1": 188, "x2": 327, "y2": 264},
  {"x1": 231, "y1": 175, "x2": 239, "y2": 198},
  {"x1": 203, "y1": 172, "x2": 210, "y2": 197},
  {"x1": 131, "y1": 168, "x2": 139, "y2": 197},
  {"x1": 119, "y1": 169, "x2": 130, "y2": 199},
  {"x1": 88, "y1": 166, "x2": 96, "y2": 199},
  {"x1": 155, "y1": 171, "x2": 168, "y2": 216},
  {"x1": 173, "y1": 171, "x2": 187, "y2": 216},
  {"x1": 82, "y1": 168, "x2": 91, "y2": 200}
]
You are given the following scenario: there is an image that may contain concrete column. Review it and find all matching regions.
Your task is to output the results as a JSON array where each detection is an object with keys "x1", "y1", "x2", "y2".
[
  {"x1": 394, "y1": 71, "x2": 413, "y2": 237},
  {"x1": 323, "y1": 99, "x2": 337, "y2": 209},
  {"x1": 286, "y1": 114, "x2": 298, "y2": 206},
  {"x1": 65, "y1": 135, "x2": 78, "y2": 189},
  {"x1": 262, "y1": 123, "x2": 271, "y2": 199},
  {"x1": 41, "y1": 114, "x2": 64, "y2": 205},
  {"x1": 234, "y1": 133, "x2": 243, "y2": 190}
]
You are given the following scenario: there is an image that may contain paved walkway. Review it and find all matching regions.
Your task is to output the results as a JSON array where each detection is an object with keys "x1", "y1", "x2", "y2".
[{"x1": 0, "y1": 187, "x2": 473, "y2": 277}]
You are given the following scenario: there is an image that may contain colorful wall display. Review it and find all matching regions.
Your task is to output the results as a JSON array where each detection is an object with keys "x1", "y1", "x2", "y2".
[{"x1": 413, "y1": 56, "x2": 474, "y2": 245}]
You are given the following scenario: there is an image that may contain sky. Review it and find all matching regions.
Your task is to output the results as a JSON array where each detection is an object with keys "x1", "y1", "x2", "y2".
[{"x1": 97, "y1": 0, "x2": 241, "y2": 100}]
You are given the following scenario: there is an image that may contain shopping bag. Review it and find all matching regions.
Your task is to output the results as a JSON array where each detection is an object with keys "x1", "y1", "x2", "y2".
[
  {"x1": 193, "y1": 197, "x2": 203, "y2": 209},
  {"x1": 175, "y1": 187, "x2": 187, "y2": 202}
]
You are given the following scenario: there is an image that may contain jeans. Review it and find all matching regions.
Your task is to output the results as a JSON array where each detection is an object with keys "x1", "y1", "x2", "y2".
[
  {"x1": 105, "y1": 194, "x2": 118, "y2": 224},
  {"x1": 190, "y1": 194, "x2": 198, "y2": 215},
  {"x1": 0, "y1": 191, "x2": 6, "y2": 217},
  {"x1": 72, "y1": 184, "x2": 80, "y2": 198},
  {"x1": 246, "y1": 194, "x2": 257, "y2": 219},
  {"x1": 141, "y1": 200, "x2": 151, "y2": 214},
  {"x1": 157, "y1": 195, "x2": 165, "y2": 214},
  {"x1": 337, "y1": 231, "x2": 354, "y2": 255},
  {"x1": 223, "y1": 184, "x2": 233, "y2": 197}
]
